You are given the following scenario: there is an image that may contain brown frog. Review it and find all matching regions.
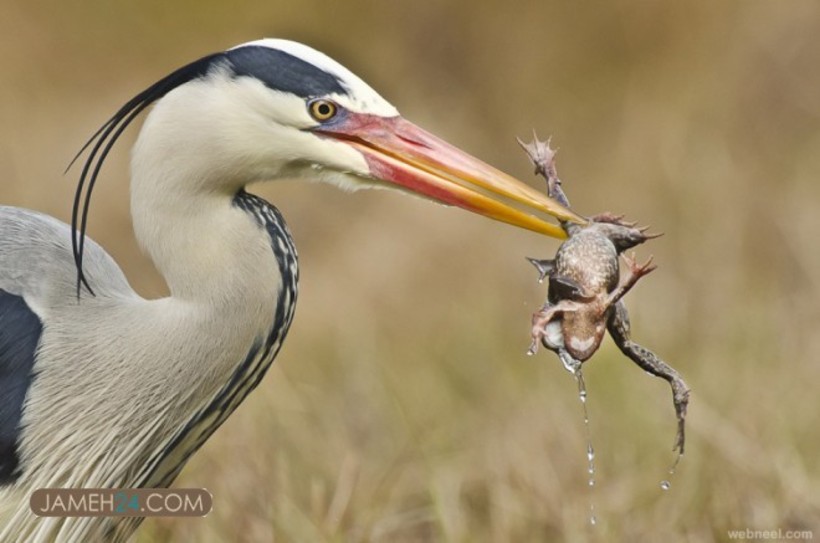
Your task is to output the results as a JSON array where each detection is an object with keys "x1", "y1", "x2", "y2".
[
  {"x1": 520, "y1": 135, "x2": 690, "y2": 454},
  {"x1": 528, "y1": 216, "x2": 657, "y2": 361}
]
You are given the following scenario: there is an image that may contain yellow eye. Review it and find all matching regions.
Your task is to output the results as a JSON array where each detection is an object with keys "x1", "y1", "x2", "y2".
[{"x1": 308, "y1": 99, "x2": 337, "y2": 122}]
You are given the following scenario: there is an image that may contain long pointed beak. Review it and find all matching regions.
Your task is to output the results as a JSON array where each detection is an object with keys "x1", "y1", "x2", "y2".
[{"x1": 316, "y1": 114, "x2": 585, "y2": 238}]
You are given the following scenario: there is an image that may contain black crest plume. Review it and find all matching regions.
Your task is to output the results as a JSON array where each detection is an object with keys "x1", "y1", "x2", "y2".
[{"x1": 67, "y1": 51, "x2": 224, "y2": 297}]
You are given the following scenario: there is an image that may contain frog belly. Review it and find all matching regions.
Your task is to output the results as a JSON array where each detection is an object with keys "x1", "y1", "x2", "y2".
[{"x1": 542, "y1": 320, "x2": 565, "y2": 350}]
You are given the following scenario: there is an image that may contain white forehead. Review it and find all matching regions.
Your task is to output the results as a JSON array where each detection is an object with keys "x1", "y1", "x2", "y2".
[{"x1": 233, "y1": 39, "x2": 398, "y2": 117}]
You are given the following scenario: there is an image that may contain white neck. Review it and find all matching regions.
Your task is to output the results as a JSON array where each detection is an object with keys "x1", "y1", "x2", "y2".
[{"x1": 129, "y1": 91, "x2": 287, "y2": 324}]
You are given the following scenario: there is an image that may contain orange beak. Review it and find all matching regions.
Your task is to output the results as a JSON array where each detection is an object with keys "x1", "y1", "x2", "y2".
[{"x1": 315, "y1": 114, "x2": 584, "y2": 238}]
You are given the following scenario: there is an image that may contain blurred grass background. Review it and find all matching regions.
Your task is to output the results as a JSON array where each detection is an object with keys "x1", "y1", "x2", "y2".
[{"x1": 2, "y1": 1, "x2": 819, "y2": 541}]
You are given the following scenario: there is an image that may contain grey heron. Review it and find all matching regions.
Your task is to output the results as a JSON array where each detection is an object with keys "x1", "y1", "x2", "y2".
[{"x1": 0, "y1": 39, "x2": 581, "y2": 542}]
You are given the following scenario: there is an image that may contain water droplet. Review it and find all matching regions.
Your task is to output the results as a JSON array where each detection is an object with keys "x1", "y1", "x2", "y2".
[
  {"x1": 659, "y1": 451, "x2": 683, "y2": 493},
  {"x1": 668, "y1": 452, "x2": 683, "y2": 476},
  {"x1": 565, "y1": 366, "x2": 598, "y2": 526}
]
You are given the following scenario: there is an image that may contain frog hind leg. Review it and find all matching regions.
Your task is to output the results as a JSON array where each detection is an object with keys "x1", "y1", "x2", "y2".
[{"x1": 607, "y1": 301, "x2": 690, "y2": 454}]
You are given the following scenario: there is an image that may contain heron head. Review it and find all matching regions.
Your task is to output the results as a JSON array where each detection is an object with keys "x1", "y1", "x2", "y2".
[
  {"x1": 79, "y1": 39, "x2": 584, "y2": 247},
  {"x1": 138, "y1": 39, "x2": 582, "y2": 237}
]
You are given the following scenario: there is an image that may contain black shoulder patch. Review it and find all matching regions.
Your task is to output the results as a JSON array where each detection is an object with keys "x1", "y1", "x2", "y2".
[
  {"x1": 0, "y1": 290, "x2": 42, "y2": 485},
  {"x1": 225, "y1": 46, "x2": 347, "y2": 98}
]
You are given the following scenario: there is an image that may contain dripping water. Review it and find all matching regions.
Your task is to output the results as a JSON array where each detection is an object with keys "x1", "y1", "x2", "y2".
[
  {"x1": 575, "y1": 369, "x2": 596, "y2": 491},
  {"x1": 660, "y1": 450, "x2": 683, "y2": 491},
  {"x1": 566, "y1": 359, "x2": 597, "y2": 527}
]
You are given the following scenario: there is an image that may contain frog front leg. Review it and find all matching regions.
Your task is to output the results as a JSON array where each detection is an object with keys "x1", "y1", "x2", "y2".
[
  {"x1": 604, "y1": 252, "x2": 657, "y2": 308},
  {"x1": 607, "y1": 301, "x2": 690, "y2": 454}
]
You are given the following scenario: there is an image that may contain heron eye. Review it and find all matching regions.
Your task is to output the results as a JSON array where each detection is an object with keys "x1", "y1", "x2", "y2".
[{"x1": 308, "y1": 99, "x2": 337, "y2": 122}]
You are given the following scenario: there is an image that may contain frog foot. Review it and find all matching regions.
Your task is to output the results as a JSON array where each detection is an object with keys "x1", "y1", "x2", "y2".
[
  {"x1": 623, "y1": 252, "x2": 657, "y2": 280},
  {"x1": 671, "y1": 381, "x2": 691, "y2": 454}
]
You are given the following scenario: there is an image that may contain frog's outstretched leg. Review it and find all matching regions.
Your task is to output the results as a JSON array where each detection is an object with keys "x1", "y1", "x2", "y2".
[{"x1": 607, "y1": 301, "x2": 690, "y2": 454}]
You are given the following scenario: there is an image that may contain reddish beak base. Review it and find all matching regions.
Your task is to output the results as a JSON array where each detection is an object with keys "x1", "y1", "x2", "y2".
[{"x1": 315, "y1": 114, "x2": 585, "y2": 238}]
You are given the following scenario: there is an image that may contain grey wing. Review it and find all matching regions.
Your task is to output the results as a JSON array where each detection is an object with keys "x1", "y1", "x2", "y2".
[
  {"x1": 0, "y1": 206, "x2": 134, "y2": 305},
  {"x1": 0, "y1": 205, "x2": 135, "y2": 485}
]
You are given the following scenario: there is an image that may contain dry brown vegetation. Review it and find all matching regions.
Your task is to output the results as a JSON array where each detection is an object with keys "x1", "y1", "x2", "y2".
[{"x1": 2, "y1": 2, "x2": 819, "y2": 541}]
